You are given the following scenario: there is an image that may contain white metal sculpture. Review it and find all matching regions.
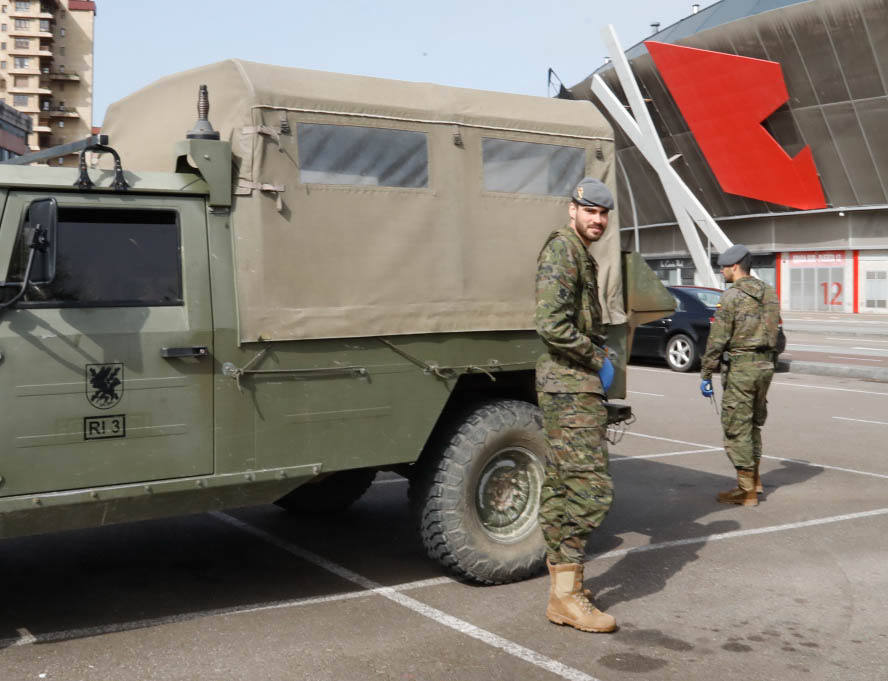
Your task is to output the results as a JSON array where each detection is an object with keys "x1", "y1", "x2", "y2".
[{"x1": 591, "y1": 25, "x2": 732, "y2": 288}]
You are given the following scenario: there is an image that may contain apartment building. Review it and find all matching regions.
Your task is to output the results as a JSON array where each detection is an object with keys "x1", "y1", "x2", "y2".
[{"x1": 0, "y1": 0, "x2": 95, "y2": 164}]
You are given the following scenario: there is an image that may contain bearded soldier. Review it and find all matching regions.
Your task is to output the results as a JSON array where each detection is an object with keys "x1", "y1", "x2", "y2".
[
  {"x1": 700, "y1": 244, "x2": 780, "y2": 507},
  {"x1": 534, "y1": 177, "x2": 617, "y2": 633}
]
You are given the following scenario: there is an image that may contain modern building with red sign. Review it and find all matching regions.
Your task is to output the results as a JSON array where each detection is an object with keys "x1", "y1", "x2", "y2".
[{"x1": 569, "y1": 0, "x2": 888, "y2": 314}]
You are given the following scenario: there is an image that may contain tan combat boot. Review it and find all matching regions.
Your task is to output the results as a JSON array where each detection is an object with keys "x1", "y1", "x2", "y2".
[
  {"x1": 546, "y1": 561, "x2": 616, "y2": 633},
  {"x1": 753, "y1": 460, "x2": 763, "y2": 494},
  {"x1": 717, "y1": 469, "x2": 758, "y2": 506}
]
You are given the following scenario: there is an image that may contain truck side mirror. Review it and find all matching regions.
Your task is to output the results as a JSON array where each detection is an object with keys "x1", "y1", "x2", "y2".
[
  {"x1": 0, "y1": 198, "x2": 58, "y2": 312},
  {"x1": 26, "y1": 197, "x2": 58, "y2": 283}
]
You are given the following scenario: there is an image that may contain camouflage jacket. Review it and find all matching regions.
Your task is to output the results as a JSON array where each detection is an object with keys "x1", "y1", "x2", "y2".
[
  {"x1": 535, "y1": 225, "x2": 607, "y2": 394},
  {"x1": 700, "y1": 276, "x2": 780, "y2": 380}
]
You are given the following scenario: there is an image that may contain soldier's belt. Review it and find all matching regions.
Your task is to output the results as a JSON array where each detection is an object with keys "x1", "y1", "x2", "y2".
[{"x1": 728, "y1": 350, "x2": 774, "y2": 363}]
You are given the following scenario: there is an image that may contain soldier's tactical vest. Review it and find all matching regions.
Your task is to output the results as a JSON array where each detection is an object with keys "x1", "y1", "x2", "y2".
[{"x1": 536, "y1": 226, "x2": 606, "y2": 394}]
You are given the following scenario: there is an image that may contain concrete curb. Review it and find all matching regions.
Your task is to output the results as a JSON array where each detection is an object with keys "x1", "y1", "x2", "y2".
[{"x1": 779, "y1": 359, "x2": 888, "y2": 383}]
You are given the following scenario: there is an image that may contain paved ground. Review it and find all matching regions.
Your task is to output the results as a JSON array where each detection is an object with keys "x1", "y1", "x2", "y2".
[{"x1": 1, "y1": 366, "x2": 886, "y2": 681}]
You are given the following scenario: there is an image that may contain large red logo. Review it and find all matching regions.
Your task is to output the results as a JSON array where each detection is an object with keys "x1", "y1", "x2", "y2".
[{"x1": 645, "y1": 41, "x2": 826, "y2": 210}]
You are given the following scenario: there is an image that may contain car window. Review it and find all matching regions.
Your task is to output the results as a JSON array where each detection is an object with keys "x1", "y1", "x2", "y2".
[
  {"x1": 685, "y1": 289, "x2": 722, "y2": 308},
  {"x1": 672, "y1": 294, "x2": 684, "y2": 312}
]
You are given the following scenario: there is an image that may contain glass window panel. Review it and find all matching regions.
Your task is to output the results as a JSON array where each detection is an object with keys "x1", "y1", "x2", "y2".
[
  {"x1": 793, "y1": 106, "x2": 856, "y2": 205},
  {"x1": 865, "y1": 270, "x2": 888, "y2": 308},
  {"x1": 822, "y1": 102, "x2": 885, "y2": 204},
  {"x1": 789, "y1": 267, "x2": 803, "y2": 310},
  {"x1": 619, "y1": 146, "x2": 672, "y2": 225},
  {"x1": 481, "y1": 138, "x2": 585, "y2": 197},
  {"x1": 823, "y1": 2, "x2": 884, "y2": 99},
  {"x1": 789, "y1": 12, "x2": 849, "y2": 104},
  {"x1": 727, "y1": 23, "x2": 769, "y2": 61},
  {"x1": 763, "y1": 104, "x2": 805, "y2": 158},
  {"x1": 855, "y1": 97, "x2": 888, "y2": 198},
  {"x1": 670, "y1": 132, "x2": 736, "y2": 217},
  {"x1": 3, "y1": 208, "x2": 182, "y2": 308},
  {"x1": 636, "y1": 64, "x2": 686, "y2": 136},
  {"x1": 756, "y1": 20, "x2": 818, "y2": 108},
  {"x1": 297, "y1": 123, "x2": 428, "y2": 188},
  {"x1": 861, "y1": 1, "x2": 888, "y2": 98}
]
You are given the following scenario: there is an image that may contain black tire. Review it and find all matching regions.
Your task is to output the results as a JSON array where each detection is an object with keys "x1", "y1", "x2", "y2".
[
  {"x1": 410, "y1": 399, "x2": 547, "y2": 585},
  {"x1": 274, "y1": 468, "x2": 377, "y2": 514},
  {"x1": 665, "y1": 333, "x2": 698, "y2": 372}
]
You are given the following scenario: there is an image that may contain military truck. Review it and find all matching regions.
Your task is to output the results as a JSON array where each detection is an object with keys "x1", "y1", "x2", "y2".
[{"x1": 0, "y1": 60, "x2": 673, "y2": 584}]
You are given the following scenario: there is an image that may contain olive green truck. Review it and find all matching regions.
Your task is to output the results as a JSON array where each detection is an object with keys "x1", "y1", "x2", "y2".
[{"x1": 0, "y1": 60, "x2": 673, "y2": 584}]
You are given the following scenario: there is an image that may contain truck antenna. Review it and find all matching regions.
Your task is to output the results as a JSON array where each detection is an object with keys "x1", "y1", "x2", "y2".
[{"x1": 186, "y1": 84, "x2": 220, "y2": 140}]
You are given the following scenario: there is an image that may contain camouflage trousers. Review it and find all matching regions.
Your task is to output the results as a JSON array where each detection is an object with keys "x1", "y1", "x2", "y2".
[
  {"x1": 536, "y1": 391, "x2": 612, "y2": 565},
  {"x1": 720, "y1": 356, "x2": 774, "y2": 470}
]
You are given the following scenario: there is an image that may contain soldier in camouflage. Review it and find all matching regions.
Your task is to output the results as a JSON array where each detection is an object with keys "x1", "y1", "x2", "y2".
[
  {"x1": 534, "y1": 177, "x2": 617, "y2": 633},
  {"x1": 700, "y1": 244, "x2": 780, "y2": 507}
]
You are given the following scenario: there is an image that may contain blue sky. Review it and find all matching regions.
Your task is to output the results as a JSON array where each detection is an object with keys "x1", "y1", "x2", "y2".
[{"x1": 92, "y1": 1, "x2": 716, "y2": 125}]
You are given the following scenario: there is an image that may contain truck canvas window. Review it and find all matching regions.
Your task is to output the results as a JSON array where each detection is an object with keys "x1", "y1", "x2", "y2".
[
  {"x1": 481, "y1": 138, "x2": 586, "y2": 196},
  {"x1": 297, "y1": 123, "x2": 429, "y2": 188}
]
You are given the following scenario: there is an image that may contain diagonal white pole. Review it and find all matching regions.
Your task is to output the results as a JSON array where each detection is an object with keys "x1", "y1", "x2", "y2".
[{"x1": 591, "y1": 25, "x2": 732, "y2": 288}]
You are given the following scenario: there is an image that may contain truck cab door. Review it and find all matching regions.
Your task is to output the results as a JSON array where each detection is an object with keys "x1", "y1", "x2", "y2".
[{"x1": 0, "y1": 193, "x2": 213, "y2": 497}]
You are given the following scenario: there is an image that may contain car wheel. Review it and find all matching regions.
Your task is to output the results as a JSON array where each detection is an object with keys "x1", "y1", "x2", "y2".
[{"x1": 665, "y1": 333, "x2": 698, "y2": 372}]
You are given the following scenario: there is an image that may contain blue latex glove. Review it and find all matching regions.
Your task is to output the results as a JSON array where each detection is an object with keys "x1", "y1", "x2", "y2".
[
  {"x1": 599, "y1": 356, "x2": 614, "y2": 392},
  {"x1": 700, "y1": 380, "x2": 713, "y2": 397}
]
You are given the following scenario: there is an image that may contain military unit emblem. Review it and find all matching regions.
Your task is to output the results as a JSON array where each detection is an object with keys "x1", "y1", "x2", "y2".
[{"x1": 85, "y1": 363, "x2": 124, "y2": 409}]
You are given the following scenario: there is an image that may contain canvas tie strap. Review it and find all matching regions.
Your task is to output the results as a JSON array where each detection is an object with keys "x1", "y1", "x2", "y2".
[
  {"x1": 241, "y1": 125, "x2": 282, "y2": 146},
  {"x1": 234, "y1": 179, "x2": 286, "y2": 211}
]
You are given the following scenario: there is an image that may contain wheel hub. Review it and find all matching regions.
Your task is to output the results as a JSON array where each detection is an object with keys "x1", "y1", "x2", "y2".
[{"x1": 475, "y1": 447, "x2": 543, "y2": 542}]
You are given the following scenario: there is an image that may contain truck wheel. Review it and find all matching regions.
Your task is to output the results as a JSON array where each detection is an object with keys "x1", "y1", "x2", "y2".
[
  {"x1": 410, "y1": 399, "x2": 547, "y2": 584},
  {"x1": 274, "y1": 468, "x2": 377, "y2": 514},
  {"x1": 665, "y1": 333, "x2": 698, "y2": 372}
]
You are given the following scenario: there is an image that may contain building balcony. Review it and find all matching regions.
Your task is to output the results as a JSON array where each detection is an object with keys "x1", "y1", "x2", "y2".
[
  {"x1": 9, "y1": 85, "x2": 52, "y2": 95},
  {"x1": 40, "y1": 106, "x2": 79, "y2": 118},
  {"x1": 33, "y1": 123, "x2": 51, "y2": 133},
  {"x1": 9, "y1": 67, "x2": 42, "y2": 76},
  {"x1": 8, "y1": 47, "x2": 53, "y2": 57},
  {"x1": 44, "y1": 70, "x2": 79, "y2": 81},
  {"x1": 8, "y1": 29, "x2": 54, "y2": 39}
]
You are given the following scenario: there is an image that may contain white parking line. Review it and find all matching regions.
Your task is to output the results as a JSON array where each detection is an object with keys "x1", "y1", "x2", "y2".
[
  {"x1": 627, "y1": 390, "x2": 665, "y2": 397},
  {"x1": 620, "y1": 431, "x2": 888, "y2": 480},
  {"x1": 613, "y1": 448, "x2": 721, "y2": 461},
  {"x1": 621, "y1": 431, "x2": 719, "y2": 450},
  {"x1": 214, "y1": 513, "x2": 604, "y2": 681},
  {"x1": 833, "y1": 416, "x2": 888, "y2": 426},
  {"x1": 772, "y1": 381, "x2": 888, "y2": 397},
  {"x1": 591, "y1": 507, "x2": 888, "y2": 561}
]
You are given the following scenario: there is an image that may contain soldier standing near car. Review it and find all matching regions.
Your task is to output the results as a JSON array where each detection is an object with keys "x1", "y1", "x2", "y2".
[
  {"x1": 699, "y1": 244, "x2": 780, "y2": 507},
  {"x1": 534, "y1": 177, "x2": 617, "y2": 633}
]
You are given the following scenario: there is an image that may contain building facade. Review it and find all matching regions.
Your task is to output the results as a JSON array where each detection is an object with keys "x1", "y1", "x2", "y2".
[
  {"x1": 0, "y1": 97, "x2": 30, "y2": 159},
  {"x1": 0, "y1": 0, "x2": 95, "y2": 164},
  {"x1": 571, "y1": 0, "x2": 888, "y2": 314}
]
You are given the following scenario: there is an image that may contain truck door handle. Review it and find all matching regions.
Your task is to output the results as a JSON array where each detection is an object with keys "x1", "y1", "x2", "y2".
[{"x1": 161, "y1": 346, "x2": 209, "y2": 358}]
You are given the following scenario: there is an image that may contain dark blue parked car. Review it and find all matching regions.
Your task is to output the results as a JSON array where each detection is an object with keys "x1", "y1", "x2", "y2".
[{"x1": 630, "y1": 286, "x2": 722, "y2": 372}]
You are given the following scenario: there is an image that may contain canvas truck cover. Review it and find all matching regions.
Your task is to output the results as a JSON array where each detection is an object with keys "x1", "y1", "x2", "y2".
[{"x1": 101, "y1": 59, "x2": 624, "y2": 342}]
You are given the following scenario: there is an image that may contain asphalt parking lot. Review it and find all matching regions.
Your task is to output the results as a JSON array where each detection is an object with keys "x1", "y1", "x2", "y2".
[{"x1": 1, "y1": 366, "x2": 886, "y2": 681}]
